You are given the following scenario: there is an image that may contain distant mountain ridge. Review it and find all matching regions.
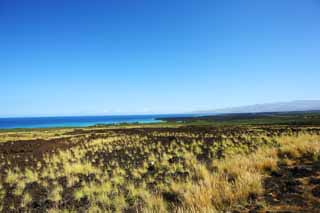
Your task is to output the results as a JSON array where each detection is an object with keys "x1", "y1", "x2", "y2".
[{"x1": 196, "y1": 100, "x2": 320, "y2": 114}]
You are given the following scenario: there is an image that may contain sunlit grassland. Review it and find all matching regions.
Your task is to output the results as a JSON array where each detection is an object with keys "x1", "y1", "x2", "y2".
[
  {"x1": 0, "y1": 122, "x2": 182, "y2": 143},
  {"x1": 0, "y1": 125, "x2": 320, "y2": 212}
]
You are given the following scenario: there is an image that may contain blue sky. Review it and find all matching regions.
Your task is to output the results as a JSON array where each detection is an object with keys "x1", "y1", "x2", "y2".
[{"x1": 1, "y1": 0, "x2": 320, "y2": 117}]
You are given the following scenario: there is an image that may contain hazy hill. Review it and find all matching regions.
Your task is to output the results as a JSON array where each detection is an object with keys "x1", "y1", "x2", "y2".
[{"x1": 196, "y1": 100, "x2": 320, "y2": 114}]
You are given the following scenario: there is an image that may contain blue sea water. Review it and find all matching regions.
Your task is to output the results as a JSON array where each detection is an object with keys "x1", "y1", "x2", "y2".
[{"x1": 0, "y1": 114, "x2": 194, "y2": 129}]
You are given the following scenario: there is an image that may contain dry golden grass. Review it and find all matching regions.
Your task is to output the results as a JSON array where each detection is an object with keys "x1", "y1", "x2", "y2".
[
  {"x1": 166, "y1": 134, "x2": 320, "y2": 212},
  {"x1": 0, "y1": 129, "x2": 73, "y2": 143},
  {"x1": 278, "y1": 134, "x2": 320, "y2": 159},
  {"x1": 1, "y1": 127, "x2": 320, "y2": 212},
  {"x1": 167, "y1": 152, "x2": 265, "y2": 211}
]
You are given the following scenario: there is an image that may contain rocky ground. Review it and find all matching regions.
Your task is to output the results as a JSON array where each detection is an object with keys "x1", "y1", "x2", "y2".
[{"x1": 0, "y1": 126, "x2": 320, "y2": 212}]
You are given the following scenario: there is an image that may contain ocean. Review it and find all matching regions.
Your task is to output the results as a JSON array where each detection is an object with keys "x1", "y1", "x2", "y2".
[{"x1": 0, "y1": 114, "x2": 193, "y2": 129}]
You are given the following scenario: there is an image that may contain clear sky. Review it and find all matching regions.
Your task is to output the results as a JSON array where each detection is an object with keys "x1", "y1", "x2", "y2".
[{"x1": 1, "y1": 0, "x2": 320, "y2": 117}]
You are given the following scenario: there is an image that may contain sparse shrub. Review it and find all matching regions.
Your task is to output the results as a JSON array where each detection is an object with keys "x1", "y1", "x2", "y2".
[
  {"x1": 13, "y1": 181, "x2": 26, "y2": 196},
  {"x1": 113, "y1": 194, "x2": 127, "y2": 212},
  {"x1": 25, "y1": 168, "x2": 38, "y2": 183},
  {"x1": 49, "y1": 184, "x2": 63, "y2": 202},
  {"x1": 0, "y1": 184, "x2": 5, "y2": 211},
  {"x1": 64, "y1": 161, "x2": 99, "y2": 176},
  {"x1": 21, "y1": 192, "x2": 32, "y2": 208},
  {"x1": 5, "y1": 169, "x2": 21, "y2": 185}
]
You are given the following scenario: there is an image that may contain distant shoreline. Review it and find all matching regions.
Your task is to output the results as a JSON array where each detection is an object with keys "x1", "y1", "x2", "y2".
[{"x1": 0, "y1": 114, "x2": 196, "y2": 130}]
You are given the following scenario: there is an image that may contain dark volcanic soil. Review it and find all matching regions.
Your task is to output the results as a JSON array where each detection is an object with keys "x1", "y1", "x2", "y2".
[
  {"x1": 241, "y1": 156, "x2": 320, "y2": 213},
  {"x1": 263, "y1": 157, "x2": 320, "y2": 212},
  {"x1": 1, "y1": 126, "x2": 320, "y2": 212}
]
